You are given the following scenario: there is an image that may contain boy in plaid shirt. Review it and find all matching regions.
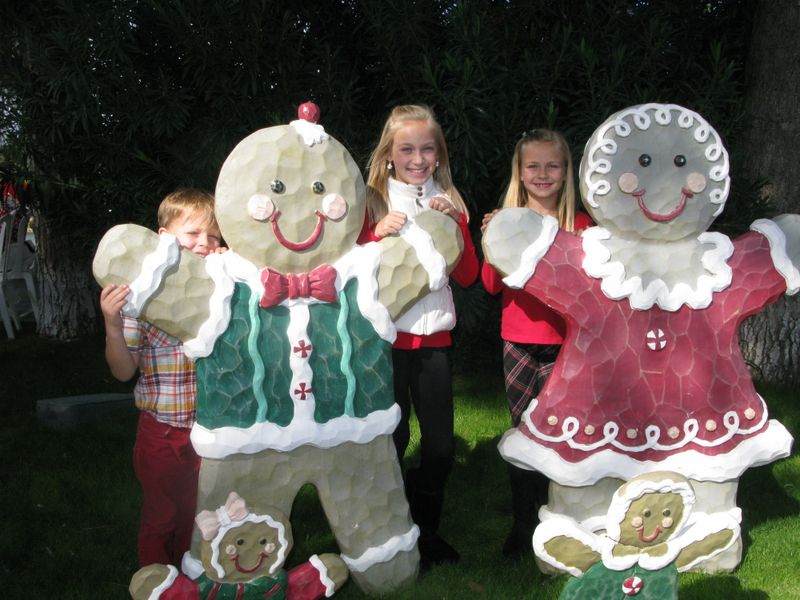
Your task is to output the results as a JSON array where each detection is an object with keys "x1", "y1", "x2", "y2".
[{"x1": 100, "y1": 189, "x2": 223, "y2": 567}]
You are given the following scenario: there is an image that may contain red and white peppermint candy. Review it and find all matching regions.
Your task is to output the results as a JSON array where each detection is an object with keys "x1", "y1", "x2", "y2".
[{"x1": 622, "y1": 575, "x2": 643, "y2": 595}]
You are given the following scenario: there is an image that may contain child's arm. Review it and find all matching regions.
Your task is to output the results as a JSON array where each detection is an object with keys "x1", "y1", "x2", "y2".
[
  {"x1": 100, "y1": 283, "x2": 138, "y2": 381},
  {"x1": 449, "y1": 213, "x2": 478, "y2": 287}
]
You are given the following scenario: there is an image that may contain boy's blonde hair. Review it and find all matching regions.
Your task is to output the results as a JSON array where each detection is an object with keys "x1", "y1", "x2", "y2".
[
  {"x1": 157, "y1": 188, "x2": 218, "y2": 230},
  {"x1": 501, "y1": 129, "x2": 578, "y2": 232},
  {"x1": 366, "y1": 104, "x2": 468, "y2": 223}
]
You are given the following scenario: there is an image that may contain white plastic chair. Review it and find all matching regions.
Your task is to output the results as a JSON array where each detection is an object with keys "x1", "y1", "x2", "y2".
[
  {"x1": 0, "y1": 211, "x2": 20, "y2": 338},
  {"x1": 5, "y1": 211, "x2": 39, "y2": 326}
]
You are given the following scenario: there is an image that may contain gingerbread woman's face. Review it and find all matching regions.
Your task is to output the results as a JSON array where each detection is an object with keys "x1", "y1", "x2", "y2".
[
  {"x1": 215, "y1": 122, "x2": 366, "y2": 273},
  {"x1": 617, "y1": 491, "x2": 685, "y2": 548},
  {"x1": 580, "y1": 103, "x2": 730, "y2": 242}
]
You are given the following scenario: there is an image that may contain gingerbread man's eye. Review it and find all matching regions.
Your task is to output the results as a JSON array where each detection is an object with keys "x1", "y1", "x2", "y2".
[
  {"x1": 662, "y1": 509, "x2": 671, "y2": 517},
  {"x1": 259, "y1": 538, "x2": 267, "y2": 545},
  {"x1": 236, "y1": 538, "x2": 245, "y2": 546},
  {"x1": 270, "y1": 179, "x2": 286, "y2": 194},
  {"x1": 673, "y1": 155, "x2": 687, "y2": 167},
  {"x1": 638, "y1": 154, "x2": 652, "y2": 167},
  {"x1": 312, "y1": 181, "x2": 326, "y2": 194},
  {"x1": 643, "y1": 509, "x2": 651, "y2": 517}
]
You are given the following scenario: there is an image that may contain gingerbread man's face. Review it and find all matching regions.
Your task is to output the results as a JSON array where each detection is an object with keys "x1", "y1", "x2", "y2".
[
  {"x1": 215, "y1": 121, "x2": 365, "y2": 273},
  {"x1": 580, "y1": 103, "x2": 730, "y2": 242},
  {"x1": 617, "y1": 491, "x2": 685, "y2": 548}
]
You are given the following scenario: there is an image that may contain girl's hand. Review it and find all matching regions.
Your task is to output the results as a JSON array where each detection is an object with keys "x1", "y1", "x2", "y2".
[
  {"x1": 429, "y1": 195, "x2": 459, "y2": 220},
  {"x1": 376, "y1": 211, "x2": 407, "y2": 238},
  {"x1": 100, "y1": 283, "x2": 129, "y2": 332},
  {"x1": 481, "y1": 209, "x2": 500, "y2": 232}
]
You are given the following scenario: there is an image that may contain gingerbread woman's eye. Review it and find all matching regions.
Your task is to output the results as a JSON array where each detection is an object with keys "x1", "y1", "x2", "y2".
[
  {"x1": 638, "y1": 154, "x2": 652, "y2": 167},
  {"x1": 673, "y1": 155, "x2": 687, "y2": 167},
  {"x1": 270, "y1": 179, "x2": 286, "y2": 194},
  {"x1": 312, "y1": 181, "x2": 326, "y2": 194}
]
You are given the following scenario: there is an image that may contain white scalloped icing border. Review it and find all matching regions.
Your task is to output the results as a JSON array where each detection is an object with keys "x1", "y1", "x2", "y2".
[
  {"x1": 498, "y1": 416, "x2": 792, "y2": 486},
  {"x1": 398, "y1": 217, "x2": 448, "y2": 291},
  {"x1": 501, "y1": 214, "x2": 559, "y2": 289},
  {"x1": 122, "y1": 233, "x2": 180, "y2": 317},
  {"x1": 183, "y1": 253, "x2": 235, "y2": 359},
  {"x1": 751, "y1": 218, "x2": 800, "y2": 295},
  {"x1": 341, "y1": 524, "x2": 419, "y2": 573},
  {"x1": 581, "y1": 227, "x2": 734, "y2": 311},
  {"x1": 290, "y1": 119, "x2": 329, "y2": 146}
]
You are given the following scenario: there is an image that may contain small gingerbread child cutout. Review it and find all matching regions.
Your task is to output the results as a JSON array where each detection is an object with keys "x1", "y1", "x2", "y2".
[
  {"x1": 533, "y1": 471, "x2": 739, "y2": 599},
  {"x1": 130, "y1": 491, "x2": 349, "y2": 600}
]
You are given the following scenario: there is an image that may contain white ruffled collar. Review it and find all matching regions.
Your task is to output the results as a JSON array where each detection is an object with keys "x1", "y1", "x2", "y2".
[
  {"x1": 388, "y1": 176, "x2": 441, "y2": 213},
  {"x1": 581, "y1": 227, "x2": 734, "y2": 311}
]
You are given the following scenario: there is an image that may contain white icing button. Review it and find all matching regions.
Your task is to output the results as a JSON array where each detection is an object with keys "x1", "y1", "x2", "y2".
[
  {"x1": 547, "y1": 415, "x2": 558, "y2": 426},
  {"x1": 584, "y1": 424, "x2": 596, "y2": 435},
  {"x1": 667, "y1": 426, "x2": 680, "y2": 439},
  {"x1": 705, "y1": 419, "x2": 717, "y2": 431},
  {"x1": 744, "y1": 408, "x2": 756, "y2": 420},
  {"x1": 646, "y1": 328, "x2": 667, "y2": 351},
  {"x1": 626, "y1": 428, "x2": 637, "y2": 439}
]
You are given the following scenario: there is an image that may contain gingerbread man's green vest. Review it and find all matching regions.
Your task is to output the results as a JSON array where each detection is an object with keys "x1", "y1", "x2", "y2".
[{"x1": 195, "y1": 279, "x2": 394, "y2": 430}]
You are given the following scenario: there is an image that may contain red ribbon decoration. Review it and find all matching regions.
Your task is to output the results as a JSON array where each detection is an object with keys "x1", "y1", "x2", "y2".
[{"x1": 259, "y1": 264, "x2": 337, "y2": 308}]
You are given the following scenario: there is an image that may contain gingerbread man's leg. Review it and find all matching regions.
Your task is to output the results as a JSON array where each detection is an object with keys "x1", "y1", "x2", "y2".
[{"x1": 311, "y1": 435, "x2": 420, "y2": 594}]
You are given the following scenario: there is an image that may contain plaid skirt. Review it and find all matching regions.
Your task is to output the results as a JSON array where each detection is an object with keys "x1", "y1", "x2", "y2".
[{"x1": 503, "y1": 341, "x2": 561, "y2": 426}]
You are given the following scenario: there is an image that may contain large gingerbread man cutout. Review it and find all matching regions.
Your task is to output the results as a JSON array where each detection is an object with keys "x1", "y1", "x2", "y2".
[
  {"x1": 94, "y1": 103, "x2": 464, "y2": 594},
  {"x1": 483, "y1": 103, "x2": 798, "y2": 571}
]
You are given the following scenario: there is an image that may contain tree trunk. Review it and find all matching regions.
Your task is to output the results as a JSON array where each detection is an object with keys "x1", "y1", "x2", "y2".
[
  {"x1": 739, "y1": 0, "x2": 800, "y2": 386},
  {"x1": 33, "y1": 211, "x2": 100, "y2": 339}
]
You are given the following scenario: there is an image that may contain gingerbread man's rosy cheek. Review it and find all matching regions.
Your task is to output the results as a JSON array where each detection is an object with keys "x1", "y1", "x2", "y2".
[
  {"x1": 322, "y1": 194, "x2": 347, "y2": 221},
  {"x1": 248, "y1": 194, "x2": 276, "y2": 221},
  {"x1": 631, "y1": 516, "x2": 644, "y2": 528}
]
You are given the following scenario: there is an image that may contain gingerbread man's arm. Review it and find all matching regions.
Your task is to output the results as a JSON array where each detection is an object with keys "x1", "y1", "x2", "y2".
[
  {"x1": 375, "y1": 209, "x2": 464, "y2": 320},
  {"x1": 286, "y1": 553, "x2": 348, "y2": 600},
  {"x1": 532, "y1": 516, "x2": 602, "y2": 577},
  {"x1": 93, "y1": 224, "x2": 215, "y2": 342},
  {"x1": 673, "y1": 512, "x2": 740, "y2": 572}
]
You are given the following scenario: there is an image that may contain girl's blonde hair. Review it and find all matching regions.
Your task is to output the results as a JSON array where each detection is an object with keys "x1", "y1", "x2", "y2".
[
  {"x1": 366, "y1": 104, "x2": 468, "y2": 223},
  {"x1": 501, "y1": 129, "x2": 578, "y2": 232},
  {"x1": 157, "y1": 188, "x2": 218, "y2": 230}
]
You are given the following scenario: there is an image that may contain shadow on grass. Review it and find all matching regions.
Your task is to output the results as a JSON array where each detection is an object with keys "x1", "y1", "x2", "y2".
[{"x1": 680, "y1": 574, "x2": 769, "y2": 599}]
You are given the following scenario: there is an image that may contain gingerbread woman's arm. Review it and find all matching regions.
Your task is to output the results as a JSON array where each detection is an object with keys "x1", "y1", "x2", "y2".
[
  {"x1": 374, "y1": 209, "x2": 463, "y2": 320},
  {"x1": 93, "y1": 224, "x2": 215, "y2": 342}
]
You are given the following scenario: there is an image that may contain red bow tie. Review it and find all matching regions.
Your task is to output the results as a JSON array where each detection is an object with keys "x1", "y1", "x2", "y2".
[{"x1": 259, "y1": 264, "x2": 338, "y2": 308}]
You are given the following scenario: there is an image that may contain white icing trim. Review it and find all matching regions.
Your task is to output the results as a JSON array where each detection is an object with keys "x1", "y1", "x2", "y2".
[
  {"x1": 498, "y1": 418, "x2": 792, "y2": 486},
  {"x1": 502, "y1": 215, "x2": 559, "y2": 289},
  {"x1": 398, "y1": 218, "x2": 448, "y2": 291},
  {"x1": 147, "y1": 564, "x2": 179, "y2": 600},
  {"x1": 183, "y1": 253, "x2": 235, "y2": 359},
  {"x1": 208, "y1": 512, "x2": 288, "y2": 579},
  {"x1": 672, "y1": 511, "x2": 740, "y2": 572},
  {"x1": 308, "y1": 554, "x2": 337, "y2": 597},
  {"x1": 123, "y1": 233, "x2": 181, "y2": 317},
  {"x1": 341, "y1": 524, "x2": 419, "y2": 573},
  {"x1": 751, "y1": 218, "x2": 800, "y2": 294},
  {"x1": 290, "y1": 119, "x2": 329, "y2": 146},
  {"x1": 582, "y1": 104, "x2": 729, "y2": 213},
  {"x1": 181, "y1": 551, "x2": 204, "y2": 579},
  {"x1": 192, "y1": 404, "x2": 401, "y2": 459},
  {"x1": 581, "y1": 228, "x2": 733, "y2": 311}
]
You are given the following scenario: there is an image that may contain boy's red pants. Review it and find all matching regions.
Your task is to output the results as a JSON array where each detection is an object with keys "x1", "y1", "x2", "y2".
[{"x1": 133, "y1": 411, "x2": 200, "y2": 567}]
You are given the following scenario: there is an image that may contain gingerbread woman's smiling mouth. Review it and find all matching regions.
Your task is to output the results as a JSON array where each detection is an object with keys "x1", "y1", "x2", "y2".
[
  {"x1": 633, "y1": 188, "x2": 693, "y2": 222},
  {"x1": 233, "y1": 552, "x2": 269, "y2": 573},
  {"x1": 270, "y1": 210, "x2": 327, "y2": 251}
]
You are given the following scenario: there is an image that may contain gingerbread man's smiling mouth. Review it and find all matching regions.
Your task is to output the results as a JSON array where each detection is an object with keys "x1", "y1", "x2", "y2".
[
  {"x1": 637, "y1": 526, "x2": 662, "y2": 543},
  {"x1": 270, "y1": 210, "x2": 328, "y2": 251},
  {"x1": 633, "y1": 188, "x2": 693, "y2": 222}
]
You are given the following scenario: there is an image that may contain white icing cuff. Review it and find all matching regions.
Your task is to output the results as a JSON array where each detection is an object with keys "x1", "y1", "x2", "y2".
[
  {"x1": 290, "y1": 119, "x2": 329, "y2": 146},
  {"x1": 181, "y1": 552, "x2": 204, "y2": 579},
  {"x1": 183, "y1": 253, "x2": 235, "y2": 359},
  {"x1": 341, "y1": 525, "x2": 420, "y2": 573},
  {"x1": 123, "y1": 233, "x2": 180, "y2": 317},
  {"x1": 308, "y1": 554, "x2": 337, "y2": 597},
  {"x1": 751, "y1": 218, "x2": 800, "y2": 295},
  {"x1": 502, "y1": 215, "x2": 558, "y2": 289},
  {"x1": 147, "y1": 564, "x2": 178, "y2": 600},
  {"x1": 498, "y1": 418, "x2": 793, "y2": 486},
  {"x1": 399, "y1": 219, "x2": 448, "y2": 291},
  {"x1": 192, "y1": 404, "x2": 401, "y2": 459}
]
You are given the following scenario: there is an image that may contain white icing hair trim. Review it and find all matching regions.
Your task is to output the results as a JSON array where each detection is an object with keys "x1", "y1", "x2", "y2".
[
  {"x1": 183, "y1": 253, "x2": 235, "y2": 359},
  {"x1": 290, "y1": 119, "x2": 329, "y2": 146},
  {"x1": 308, "y1": 554, "x2": 337, "y2": 597},
  {"x1": 123, "y1": 233, "x2": 180, "y2": 317},
  {"x1": 751, "y1": 218, "x2": 800, "y2": 294},
  {"x1": 399, "y1": 219, "x2": 448, "y2": 291},
  {"x1": 502, "y1": 215, "x2": 559, "y2": 289},
  {"x1": 341, "y1": 525, "x2": 419, "y2": 573},
  {"x1": 209, "y1": 512, "x2": 288, "y2": 579}
]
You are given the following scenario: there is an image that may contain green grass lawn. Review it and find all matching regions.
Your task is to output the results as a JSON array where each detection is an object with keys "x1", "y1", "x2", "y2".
[{"x1": 1, "y1": 329, "x2": 798, "y2": 599}]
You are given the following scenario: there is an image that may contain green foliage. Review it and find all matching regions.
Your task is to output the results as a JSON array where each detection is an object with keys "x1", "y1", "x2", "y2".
[{"x1": 0, "y1": 0, "x2": 759, "y2": 339}]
